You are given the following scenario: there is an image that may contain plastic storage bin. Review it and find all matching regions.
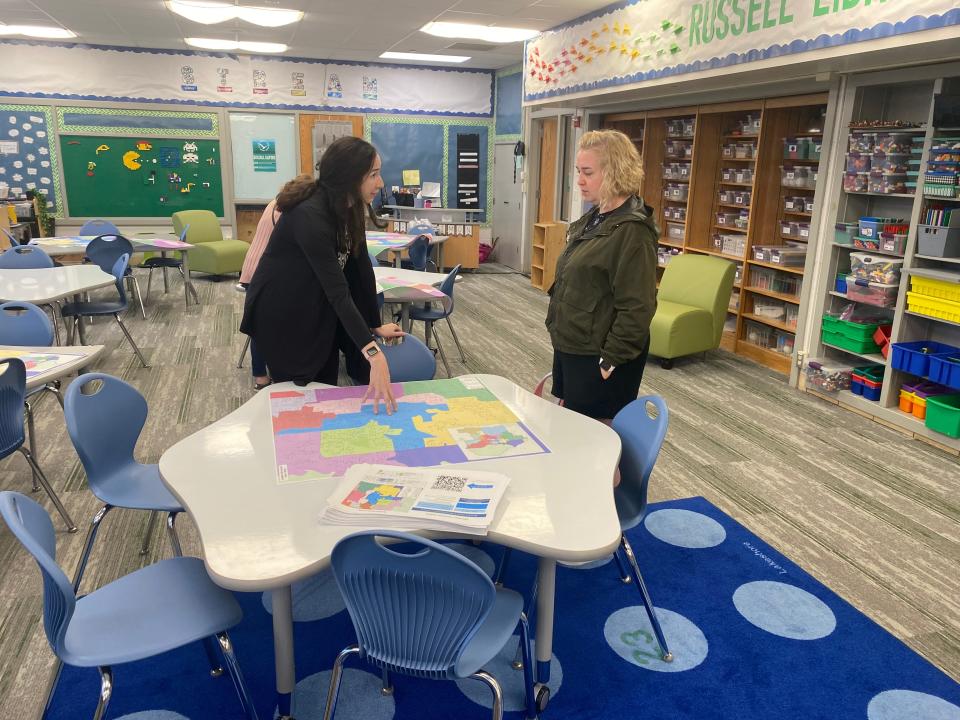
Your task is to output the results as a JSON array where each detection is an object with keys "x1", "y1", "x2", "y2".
[
  {"x1": 917, "y1": 225, "x2": 960, "y2": 257},
  {"x1": 848, "y1": 132, "x2": 876, "y2": 153},
  {"x1": 910, "y1": 275, "x2": 960, "y2": 303},
  {"x1": 875, "y1": 133, "x2": 915, "y2": 153},
  {"x1": 878, "y1": 232, "x2": 908, "y2": 255},
  {"x1": 844, "y1": 172, "x2": 869, "y2": 192},
  {"x1": 851, "y1": 365, "x2": 884, "y2": 401},
  {"x1": 743, "y1": 319, "x2": 774, "y2": 349},
  {"x1": 733, "y1": 190, "x2": 752, "y2": 206},
  {"x1": 899, "y1": 381, "x2": 952, "y2": 419},
  {"x1": 666, "y1": 221, "x2": 685, "y2": 241},
  {"x1": 835, "y1": 222, "x2": 858, "y2": 245},
  {"x1": 821, "y1": 315, "x2": 882, "y2": 353},
  {"x1": 927, "y1": 354, "x2": 960, "y2": 390},
  {"x1": 803, "y1": 196, "x2": 816, "y2": 213},
  {"x1": 784, "y1": 196, "x2": 806, "y2": 212},
  {"x1": 845, "y1": 275, "x2": 899, "y2": 307},
  {"x1": 805, "y1": 358, "x2": 855, "y2": 394},
  {"x1": 906, "y1": 292, "x2": 960, "y2": 324},
  {"x1": 849, "y1": 253, "x2": 903, "y2": 284},
  {"x1": 925, "y1": 395, "x2": 960, "y2": 438},
  {"x1": 872, "y1": 152, "x2": 909, "y2": 173},
  {"x1": 858, "y1": 217, "x2": 909, "y2": 239},
  {"x1": 890, "y1": 340, "x2": 960, "y2": 376},
  {"x1": 847, "y1": 152, "x2": 871, "y2": 172}
]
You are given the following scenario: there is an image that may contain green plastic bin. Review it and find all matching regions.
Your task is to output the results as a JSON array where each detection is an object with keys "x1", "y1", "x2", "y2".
[
  {"x1": 821, "y1": 315, "x2": 882, "y2": 353},
  {"x1": 925, "y1": 395, "x2": 960, "y2": 438}
]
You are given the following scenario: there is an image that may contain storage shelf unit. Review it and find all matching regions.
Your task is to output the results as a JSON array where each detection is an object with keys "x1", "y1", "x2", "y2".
[
  {"x1": 530, "y1": 222, "x2": 567, "y2": 291},
  {"x1": 600, "y1": 95, "x2": 827, "y2": 372},
  {"x1": 801, "y1": 66, "x2": 960, "y2": 453}
]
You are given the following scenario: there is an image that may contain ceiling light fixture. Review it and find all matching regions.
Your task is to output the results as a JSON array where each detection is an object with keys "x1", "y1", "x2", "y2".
[
  {"x1": 380, "y1": 51, "x2": 470, "y2": 64},
  {"x1": 167, "y1": 1, "x2": 303, "y2": 28},
  {"x1": 0, "y1": 24, "x2": 76, "y2": 39},
  {"x1": 185, "y1": 37, "x2": 288, "y2": 53},
  {"x1": 420, "y1": 21, "x2": 539, "y2": 43}
]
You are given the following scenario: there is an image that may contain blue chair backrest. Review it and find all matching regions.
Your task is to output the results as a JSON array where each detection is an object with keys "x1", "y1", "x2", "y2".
[
  {"x1": 179, "y1": 224, "x2": 190, "y2": 243},
  {"x1": 436, "y1": 264, "x2": 461, "y2": 315},
  {"x1": 86, "y1": 234, "x2": 133, "y2": 275},
  {"x1": 64, "y1": 373, "x2": 147, "y2": 487},
  {"x1": 0, "y1": 491, "x2": 75, "y2": 657},
  {"x1": 407, "y1": 220, "x2": 434, "y2": 238},
  {"x1": 611, "y1": 395, "x2": 669, "y2": 527},
  {"x1": 1, "y1": 227, "x2": 18, "y2": 246},
  {"x1": 0, "y1": 302, "x2": 54, "y2": 346},
  {"x1": 79, "y1": 219, "x2": 120, "y2": 236},
  {"x1": 381, "y1": 335, "x2": 436, "y2": 382},
  {"x1": 0, "y1": 358, "x2": 28, "y2": 459},
  {"x1": 331, "y1": 530, "x2": 496, "y2": 679},
  {"x1": 0, "y1": 245, "x2": 54, "y2": 269},
  {"x1": 406, "y1": 235, "x2": 430, "y2": 271},
  {"x1": 110, "y1": 254, "x2": 131, "y2": 306}
]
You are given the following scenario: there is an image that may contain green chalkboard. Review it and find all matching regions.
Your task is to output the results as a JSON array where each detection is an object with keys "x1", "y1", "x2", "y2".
[{"x1": 60, "y1": 135, "x2": 224, "y2": 218}]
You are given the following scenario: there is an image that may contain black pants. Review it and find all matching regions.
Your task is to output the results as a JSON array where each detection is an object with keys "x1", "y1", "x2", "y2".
[
  {"x1": 551, "y1": 343, "x2": 649, "y2": 420},
  {"x1": 313, "y1": 321, "x2": 370, "y2": 386}
]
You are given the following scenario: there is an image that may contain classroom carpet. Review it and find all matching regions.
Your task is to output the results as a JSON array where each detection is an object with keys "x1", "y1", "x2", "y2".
[
  {"x1": 0, "y1": 270, "x2": 958, "y2": 718},
  {"x1": 46, "y1": 497, "x2": 960, "y2": 720}
]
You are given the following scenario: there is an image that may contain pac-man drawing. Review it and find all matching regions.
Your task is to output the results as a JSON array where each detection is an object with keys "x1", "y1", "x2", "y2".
[{"x1": 122, "y1": 150, "x2": 141, "y2": 170}]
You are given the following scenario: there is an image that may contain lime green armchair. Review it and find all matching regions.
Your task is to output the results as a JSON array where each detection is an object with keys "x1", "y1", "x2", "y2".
[
  {"x1": 649, "y1": 254, "x2": 736, "y2": 369},
  {"x1": 171, "y1": 210, "x2": 248, "y2": 277}
]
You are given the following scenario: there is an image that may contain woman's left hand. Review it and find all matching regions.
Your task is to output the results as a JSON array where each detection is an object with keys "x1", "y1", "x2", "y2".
[
  {"x1": 600, "y1": 366, "x2": 614, "y2": 380},
  {"x1": 374, "y1": 323, "x2": 404, "y2": 339}
]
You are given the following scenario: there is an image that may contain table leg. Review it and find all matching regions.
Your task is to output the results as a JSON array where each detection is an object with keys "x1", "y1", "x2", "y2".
[
  {"x1": 401, "y1": 303, "x2": 411, "y2": 333},
  {"x1": 436, "y1": 242, "x2": 444, "y2": 272},
  {"x1": 535, "y1": 558, "x2": 556, "y2": 685},
  {"x1": 181, "y1": 251, "x2": 199, "y2": 306},
  {"x1": 394, "y1": 251, "x2": 401, "y2": 269},
  {"x1": 273, "y1": 585, "x2": 297, "y2": 719}
]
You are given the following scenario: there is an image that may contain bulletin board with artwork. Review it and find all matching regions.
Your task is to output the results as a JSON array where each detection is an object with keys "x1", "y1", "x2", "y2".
[
  {"x1": 0, "y1": 105, "x2": 62, "y2": 215},
  {"x1": 60, "y1": 134, "x2": 224, "y2": 217}
]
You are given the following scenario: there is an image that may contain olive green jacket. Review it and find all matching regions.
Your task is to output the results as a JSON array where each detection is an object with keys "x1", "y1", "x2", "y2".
[{"x1": 545, "y1": 196, "x2": 659, "y2": 367}]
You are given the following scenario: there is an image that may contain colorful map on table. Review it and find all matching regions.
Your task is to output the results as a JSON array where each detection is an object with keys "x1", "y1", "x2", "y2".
[
  {"x1": 365, "y1": 231, "x2": 413, "y2": 257},
  {"x1": 374, "y1": 275, "x2": 446, "y2": 298},
  {"x1": 268, "y1": 377, "x2": 549, "y2": 483},
  {"x1": 0, "y1": 349, "x2": 86, "y2": 379}
]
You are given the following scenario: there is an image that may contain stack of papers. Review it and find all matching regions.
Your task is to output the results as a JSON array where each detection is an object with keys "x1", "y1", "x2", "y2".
[{"x1": 321, "y1": 464, "x2": 510, "y2": 535}]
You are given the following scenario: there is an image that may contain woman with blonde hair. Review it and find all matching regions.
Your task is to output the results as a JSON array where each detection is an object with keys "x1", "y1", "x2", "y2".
[{"x1": 545, "y1": 129, "x2": 658, "y2": 423}]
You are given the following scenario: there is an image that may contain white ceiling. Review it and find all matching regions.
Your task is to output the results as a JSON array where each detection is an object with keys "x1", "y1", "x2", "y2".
[{"x1": 4, "y1": 0, "x2": 617, "y2": 70}]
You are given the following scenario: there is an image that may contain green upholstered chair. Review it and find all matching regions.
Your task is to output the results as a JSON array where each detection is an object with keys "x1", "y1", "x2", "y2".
[
  {"x1": 171, "y1": 210, "x2": 248, "y2": 277},
  {"x1": 649, "y1": 254, "x2": 736, "y2": 369}
]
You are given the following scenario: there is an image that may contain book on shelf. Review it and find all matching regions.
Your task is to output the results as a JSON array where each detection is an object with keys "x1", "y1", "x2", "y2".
[{"x1": 320, "y1": 464, "x2": 511, "y2": 535}]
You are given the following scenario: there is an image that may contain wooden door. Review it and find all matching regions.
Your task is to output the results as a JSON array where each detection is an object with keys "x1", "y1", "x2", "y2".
[{"x1": 537, "y1": 118, "x2": 558, "y2": 223}]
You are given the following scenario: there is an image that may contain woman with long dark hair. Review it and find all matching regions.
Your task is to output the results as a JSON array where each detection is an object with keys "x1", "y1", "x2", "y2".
[{"x1": 240, "y1": 137, "x2": 403, "y2": 413}]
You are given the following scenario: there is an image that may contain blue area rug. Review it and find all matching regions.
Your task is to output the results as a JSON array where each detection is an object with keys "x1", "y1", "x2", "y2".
[{"x1": 48, "y1": 497, "x2": 960, "y2": 719}]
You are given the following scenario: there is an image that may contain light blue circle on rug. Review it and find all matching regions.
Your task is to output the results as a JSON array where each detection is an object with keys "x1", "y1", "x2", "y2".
[
  {"x1": 604, "y1": 606, "x2": 708, "y2": 672},
  {"x1": 444, "y1": 543, "x2": 496, "y2": 578},
  {"x1": 261, "y1": 568, "x2": 345, "y2": 622},
  {"x1": 455, "y1": 635, "x2": 563, "y2": 712},
  {"x1": 733, "y1": 581, "x2": 836, "y2": 640},
  {"x1": 644, "y1": 509, "x2": 727, "y2": 548},
  {"x1": 275, "y1": 668, "x2": 395, "y2": 719},
  {"x1": 868, "y1": 690, "x2": 960, "y2": 720},
  {"x1": 115, "y1": 713, "x2": 189, "y2": 720}
]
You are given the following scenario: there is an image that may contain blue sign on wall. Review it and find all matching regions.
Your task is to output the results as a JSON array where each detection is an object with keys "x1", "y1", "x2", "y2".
[{"x1": 252, "y1": 139, "x2": 277, "y2": 172}]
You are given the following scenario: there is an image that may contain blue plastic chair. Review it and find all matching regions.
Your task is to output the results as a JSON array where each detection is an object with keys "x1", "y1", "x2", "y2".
[
  {"x1": 0, "y1": 491, "x2": 259, "y2": 720},
  {"x1": 85, "y1": 234, "x2": 146, "y2": 319},
  {"x1": 65, "y1": 372, "x2": 184, "y2": 586},
  {"x1": 142, "y1": 225, "x2": 188, "y2": 298},
  {"x1": 0, "y1": 301, "x2": 67, "y2": 494},
  {"x1": 380, "y1": 335, "x2": 436, "y2": 382},
  {"x1": 496, "y1": 395, "x2": 673, "y2": 665},
  {"x1": 0, "y1": 358, "x2": 76, "y2": 531},
  {"x1": 61, "y1": 253, "x2": 150, "y2": 368},
  {"x1": 0, "y1": 244, "x2": 54, "y2": 268},
  {"x1": 1, "y1": 226, "x2": 18, "y2": 247},
  {"x1": 326, "y1": 530, "x2": 536, "y2": 720},
  {"x1": 401, "y1": 234, "x2": 430, "y2": 271},
  {"x1": 408, "y1": 264, "x2": 465, "y2": 377},
  {"x1": 78, "y1": 218, "x2": 120, "y2": 236}
]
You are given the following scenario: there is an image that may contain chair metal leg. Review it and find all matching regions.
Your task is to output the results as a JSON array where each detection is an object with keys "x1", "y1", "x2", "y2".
[
  {"x1": 380, "y1": 666, "x2": 393, "y2": 696},
  {"x1": 75, "y1": 315, "x2": 88, "y2": 345},
  {"x1": 203, "y1": 636, "x2": 225, "y2": 677},
  {"x1": 24, "y1": 401, "x2": 40, "y2": 492},
  {"x1": 444, "y1": 315, "x2": 467, "y2": 362},
  {"x1": 19, "y1": 448, "x2": 77, "y2": 532},
  {"x1": 613, "y1": 547, "x2": 631, "y2": 583},
  {"x1": 237, "y1": 335, "x2": 250, "y2": 369},
  {"x1": 129, "y1": 275, "x2": 146, "y2": 319},
  {"x1": 620, "y1": 534, "x2": 672, "y2": 662},
  {"x1": 469, "y1": 670, "x2": 504, "y2": 720},
  {"x1": 45, "y1": 382, "x2": 64, "y2": 410},
  {"x1": 433, "y1": 326, "x2": 451, "y2": 377},
  {"x1": 92, "y1": 667, "x2": 113, "y2": 720},
  {"x1": 140, "y1": 510, "x2": 159, "y2": 555},
  {"x1": 166, "y1": 511, "x2": 184, "y2": 557},
  {"x1": 145, "y1": 267, "x2": 154, "y2": 299},
  {"x1": 493, "y1": 547, "x2": 512, "y2": 587},
  {"x1": 113, "y1": 314, "x2": 150, "y2": 368},
  {"x1": 73, "y1": 504, "x2": 113, "y2": 593},
  {"x1": 217, "y1": 632, "x2": 260, "y2": 720},
  {"x1": 512, "y1": 576, "x2": 539, "y2": 669},
  {"x1": 323, "y1": 644, "x2": 360, "y2": 720},
  {"x1": 517, "y1": 613, "x2": 538, "y2": 720}
]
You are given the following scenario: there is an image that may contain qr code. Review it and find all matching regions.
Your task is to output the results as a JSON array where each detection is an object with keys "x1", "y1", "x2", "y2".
[{"x1": 432, "y1": 475, "x2": 466, "y2": 492}]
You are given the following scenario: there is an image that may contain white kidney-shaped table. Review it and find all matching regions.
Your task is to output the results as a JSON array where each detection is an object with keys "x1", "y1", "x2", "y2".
[
  {"x1": 0, "y1": 264, "x2": 115, "y2": 305},
  {"x1": 159, "y1": 374, "x2": 621, "y2": 719}
]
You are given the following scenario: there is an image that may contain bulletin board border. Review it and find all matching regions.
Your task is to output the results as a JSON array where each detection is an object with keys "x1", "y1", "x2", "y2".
[{"x1": 57, "y1": 107, "x2": 220, "y2": 137}]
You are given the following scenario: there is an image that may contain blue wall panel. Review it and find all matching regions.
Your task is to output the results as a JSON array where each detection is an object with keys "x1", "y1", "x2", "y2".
[
  {"x1": 370, "y1": 122, "x2": 443, "y2": 196},
  {"x1": 495, "y1": 73, "x2": 522, "y2": 136}
]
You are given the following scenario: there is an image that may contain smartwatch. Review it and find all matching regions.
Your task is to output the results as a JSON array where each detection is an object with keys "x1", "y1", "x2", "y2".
[
  {"x1": 365, "y1": 345, "x2": 381, "y2": 359},
  {"x1": 599, "y1": 358, "x2": 615, "y2": 372}
]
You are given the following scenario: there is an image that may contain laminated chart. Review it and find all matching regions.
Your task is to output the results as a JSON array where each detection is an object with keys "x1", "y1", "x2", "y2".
[
  {"x1": 268, "y1": 377, "x2": 549, "y2": 483},
  {"x1": 0, "y1": 349, "x2": 86, "y2": 379}
]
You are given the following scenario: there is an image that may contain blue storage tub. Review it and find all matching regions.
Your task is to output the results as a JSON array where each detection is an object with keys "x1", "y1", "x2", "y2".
[
  {"x1": 890, "y1": 341, "x2": 960, "y2": 377},
  {"x1": 928, "y1": 354, "x2": 960, "y2": 390}
]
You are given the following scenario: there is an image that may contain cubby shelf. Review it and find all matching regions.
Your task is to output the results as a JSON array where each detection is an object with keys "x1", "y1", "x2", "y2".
[{"x1": 743, "y1": 286, "x2": 802, "y2": 304}]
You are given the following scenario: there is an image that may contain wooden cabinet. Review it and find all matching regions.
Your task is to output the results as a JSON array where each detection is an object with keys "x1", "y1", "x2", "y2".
[
  {"x1": 388, "y1": 220, "x2": 480, "y2": 270},
  {"x1": 235, "y1": 204, "x2": 267, "y2": 244},
  {"x1": 531, "y1": 222, "x2": 567, "y2": 291}
]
